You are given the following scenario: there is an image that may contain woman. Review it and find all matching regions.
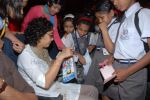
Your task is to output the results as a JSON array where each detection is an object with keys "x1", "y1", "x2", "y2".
[
  {"x1": 0, "y1": 0, "x2": 25, "y2": 64},
  {"x1": 21, "y1": 0, "x2": 64, "y2": 59},
  {"x1": 18, "y1": 17, "x2": 98, "y2": 100}
]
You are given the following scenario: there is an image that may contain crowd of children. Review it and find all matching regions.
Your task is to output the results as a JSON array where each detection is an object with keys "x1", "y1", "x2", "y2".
[{"x1": 0, "y1": 0, "x2": 150, "y2": 100}]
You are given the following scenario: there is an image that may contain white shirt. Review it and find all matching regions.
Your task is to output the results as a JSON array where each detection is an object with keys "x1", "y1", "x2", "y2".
[
  {"x1": 17, "y1": 45, "x2": 81, "y2": 99},
  {"x1": 62, "y1": 32, "x2": 97, "y2": 48},
  {"x1": 61, "y1": 32, "x2": 92, "y2": 75},
  {"x1": 108, "y1": 18, "x2": 120, "y2": 43},
  {"x1": 114, "y1": 2, "x2": 150, "y2": 60},
  {"x1": 62, "y1": 33, "x2": 74, "y2": 48}
]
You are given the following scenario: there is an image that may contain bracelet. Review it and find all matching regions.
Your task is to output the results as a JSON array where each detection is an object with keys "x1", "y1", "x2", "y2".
[{"x1": 0, "y1": 79, "x2": 7, "y2": 93}]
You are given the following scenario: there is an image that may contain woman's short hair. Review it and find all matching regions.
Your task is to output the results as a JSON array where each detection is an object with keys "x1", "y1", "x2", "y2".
[{"x1": 25, "y1": 17, "x2": 53, "y2": 46}]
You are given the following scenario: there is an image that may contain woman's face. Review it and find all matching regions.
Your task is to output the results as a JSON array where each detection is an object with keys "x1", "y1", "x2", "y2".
[
  {"x1": 48, "y1": 4, "x2": 61, "y2": 15},
  {"x1": 77, "y1": 23, "x2": 90, "y2": 37},
  {"x1": 110, "y1": 0, "x2": 135, "y2": 11},
  {"x1": 39, "y1": 30, "x2": 53, "y2": 48},
  {"x1": 95, "y1": 10, "x2": 114, "y2": 25},
  {"x1": 64, "y1": 21, "x2": 74, "y2": 34}
]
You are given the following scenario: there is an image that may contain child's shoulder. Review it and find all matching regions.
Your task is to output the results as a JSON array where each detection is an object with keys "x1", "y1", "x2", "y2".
[{"x1": 139, "y1": 8, "x2": 150, "y2": 14}]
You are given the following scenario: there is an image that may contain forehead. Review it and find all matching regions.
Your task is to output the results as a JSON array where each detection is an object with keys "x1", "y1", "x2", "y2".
[
  {"x1": 78, "y1": 23, "x2": 90, "y2": 29},
  {"x1": 95, "y1": 11, "x2": 109, "y2": 17},
  {"x1": 51, "y1": 3, "x2": 61, "y2": 8}
]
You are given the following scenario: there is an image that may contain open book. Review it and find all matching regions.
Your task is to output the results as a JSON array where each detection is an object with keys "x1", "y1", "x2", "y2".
[{"x1": 99, "y1": 65, "x2": 116, "y2": 84}]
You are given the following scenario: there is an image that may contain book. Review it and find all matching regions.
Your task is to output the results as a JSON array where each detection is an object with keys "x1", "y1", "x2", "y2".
[
  {"x1": 62, "y1": 58, "x2": 77, "y2": 83},
  {"x1": 99, "y1": 64, "x2": 116, "y2": 84}
]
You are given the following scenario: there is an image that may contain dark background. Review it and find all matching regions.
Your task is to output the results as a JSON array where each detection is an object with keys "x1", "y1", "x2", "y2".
[{"x1": 24, "y1": 0, "x2": 150, "y2": 16}]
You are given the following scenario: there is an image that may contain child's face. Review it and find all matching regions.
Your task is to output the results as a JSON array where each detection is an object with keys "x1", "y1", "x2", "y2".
[
  {"x1": 95, "y1": 10, "x2": 114, "y2": 25},
  {"x1": 110, "y1": 0, "x2": 135, "y2": 11},
  {"x1": 64, "y1": 21, "x2": 74, "y2": 34},
  {"x1": 77, "y1": 23, "x2": 90, "y2": 37},
  {"x1": 48, "y1": 4, "x2": 61, "y2": 15}
]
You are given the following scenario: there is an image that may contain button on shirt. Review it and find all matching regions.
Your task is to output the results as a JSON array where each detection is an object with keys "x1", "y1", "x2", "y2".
[{"x1": 114, "y1": 2, "x2": 150, "y2": 60}]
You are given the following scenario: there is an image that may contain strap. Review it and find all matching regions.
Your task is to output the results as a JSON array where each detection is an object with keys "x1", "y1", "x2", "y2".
[
  {"x1": 134, "y1": 8, "x2": 143, "y2": 36},
  {"x1": 108, "y1": 18, "x2": 119, "y2": 30},
  {"x1": 71, "y1": 32, "x2": 81, "y2": 53},
  {"x1": 87, "y1": 32, "x2": 91, "y2": 45},
  {"x1": 113, "y1": 15, "x2": 126, "y2": 55},
  {"x1": 134, "y1": 8, "x2": 149, "y2": 52}
]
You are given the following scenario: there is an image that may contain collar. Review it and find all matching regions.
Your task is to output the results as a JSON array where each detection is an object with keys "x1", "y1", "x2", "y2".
[
  {"x1": 125, "y1": 2, "x2": 141, "y2": 18},
  {"x1": 44, "y1": 4, "x2": 51, "y2": 15}
]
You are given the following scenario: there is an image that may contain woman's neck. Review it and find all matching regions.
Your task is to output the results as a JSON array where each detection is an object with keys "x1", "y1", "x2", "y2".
[{"x1": 35, "y1": 44, "x2": 44, "y2": 51}]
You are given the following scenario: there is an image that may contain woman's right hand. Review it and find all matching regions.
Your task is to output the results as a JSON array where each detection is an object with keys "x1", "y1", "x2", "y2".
[{"x1": 57, "y1": 48, "x2": 73, "y2": 60}]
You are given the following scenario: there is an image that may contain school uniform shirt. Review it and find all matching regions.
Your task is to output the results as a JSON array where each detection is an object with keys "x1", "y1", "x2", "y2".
[
  {"x1": 96, "y1": 18, "x2": 119, "y2": 47},
  {"x1": 108, "y1": 18, "x2": 120, "y2": 43},
  {"x1": 17, "y1": 45, "x2": 81, "y2": 99},
  {"x1": 62, "y1": 33, "x2": 75, "y2": 49},
  {"x1": 114, "y1": 2, "x2": 150, "y2": 60}
]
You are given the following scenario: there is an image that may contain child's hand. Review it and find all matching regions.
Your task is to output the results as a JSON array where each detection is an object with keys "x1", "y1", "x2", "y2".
[
  {"x1": 97, "y1": 17, "x2": 107, "y2": 31},
  {"x1": 12, "y1": 41, "x2": 25, "y2": 53},
  {"x1": 114, "y1": 68, "x2": 129, "y2": 83}
]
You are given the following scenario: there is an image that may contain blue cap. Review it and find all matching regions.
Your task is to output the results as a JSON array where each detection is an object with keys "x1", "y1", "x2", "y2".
[{"x1": 0, "y1": 17, "x2": 4, "y2": 30}]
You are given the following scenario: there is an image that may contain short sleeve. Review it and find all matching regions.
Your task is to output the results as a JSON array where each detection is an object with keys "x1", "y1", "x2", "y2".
[{"x1": 139, "y1": 8, "x2": 150, "y2": 41}]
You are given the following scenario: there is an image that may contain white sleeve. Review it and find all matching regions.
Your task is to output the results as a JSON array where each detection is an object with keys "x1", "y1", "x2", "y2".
[
  {"x1": 18, "y1": 52, "x2": 46, "y2": 88},
  {"x1": 139, "y1": 8, "x2": 150, "y2": 42}
]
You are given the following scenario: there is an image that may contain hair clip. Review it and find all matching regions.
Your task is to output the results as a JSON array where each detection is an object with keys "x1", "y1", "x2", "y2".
[{"x1": 64, "y1": 14, "x2": 75, "y2": 19}]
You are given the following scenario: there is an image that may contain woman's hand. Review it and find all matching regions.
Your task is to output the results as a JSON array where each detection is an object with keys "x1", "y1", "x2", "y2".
[{"x1": 57, "y1": 48, "x2": 73, "y2": 60}]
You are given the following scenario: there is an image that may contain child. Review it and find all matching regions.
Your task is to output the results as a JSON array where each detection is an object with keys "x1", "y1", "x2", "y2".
[
  {"x1": 85, "y1": 1, "x2": 120, "y2": 100},
  {"x1": 61, "y1": 14, "x2": 75, "y2": 48},
  {"x1": 100, "y1": 0, "x2": 150, "y2": 100}
]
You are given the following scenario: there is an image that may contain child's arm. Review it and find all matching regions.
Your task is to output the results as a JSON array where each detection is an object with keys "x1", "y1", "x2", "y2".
[
  {"x1": 114, "y1": 37, "x2": 150, "y2": 82},
  {"x1": 98, "y1": 18, "x2": 114, "y2": 54}
]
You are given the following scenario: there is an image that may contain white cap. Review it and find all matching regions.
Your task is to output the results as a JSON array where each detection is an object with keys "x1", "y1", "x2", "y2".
[{"x1": 64, "y1": 14, "x2": 75, "y2": 19}]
